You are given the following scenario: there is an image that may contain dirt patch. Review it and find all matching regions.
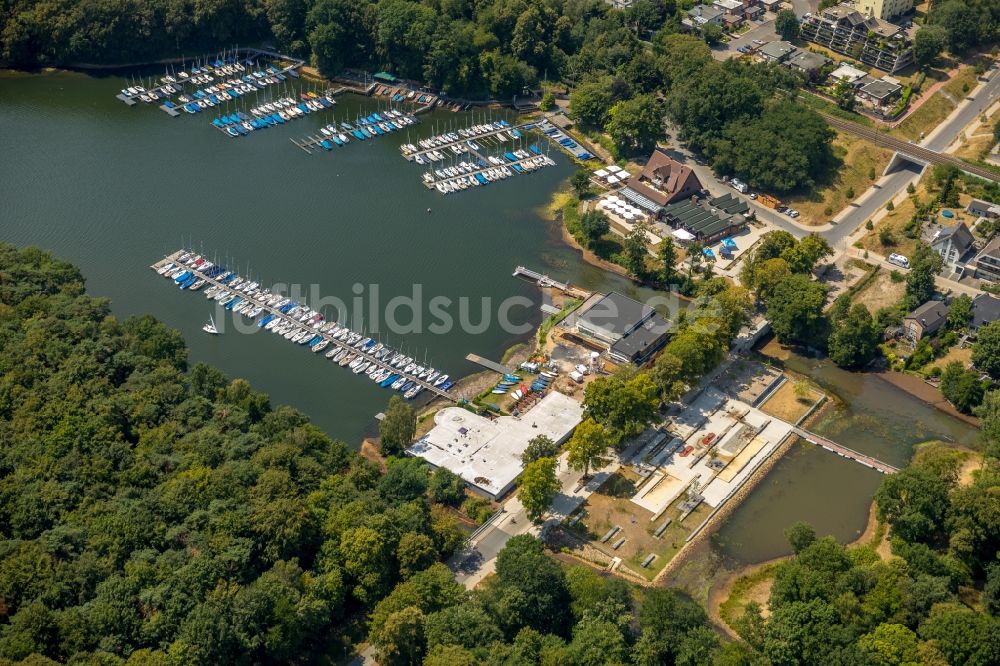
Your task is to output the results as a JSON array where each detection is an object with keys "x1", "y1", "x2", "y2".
[
  {"x1": 956, "y1": 453, "x2": 983, "y2": 487},
  {"x1": 360, "y1": 439, "x2": 387, "y2": 471},
  {"x1": 759, "y1": 380, "x2": 822, "y2": 424},
  {"x1": 569, "y1": 470, "x2": 713, "y2": 581},
  {"x1": 782, "y1": 132, "x2": 893, "y2": 227},
  {"x1": 853, "y1": 270, "x2": 907, "y2": 313}
]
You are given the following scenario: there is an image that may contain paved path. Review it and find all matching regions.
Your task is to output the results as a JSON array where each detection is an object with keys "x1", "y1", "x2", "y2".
[{"x1": 449, "y1": 449, "x2": 627, "y2": 589}]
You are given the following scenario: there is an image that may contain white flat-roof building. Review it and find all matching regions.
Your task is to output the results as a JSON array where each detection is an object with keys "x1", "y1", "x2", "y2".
[{"x1": 407, "y1": 392, "x2": 585, "y2": 500}]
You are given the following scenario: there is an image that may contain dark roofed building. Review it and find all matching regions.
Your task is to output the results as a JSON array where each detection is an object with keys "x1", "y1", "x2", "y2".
[
  {"x1": 859, "y1": 78, "x2": 903, "y2": 105},
  {"x1": 928, "y1": 222, "x2": 975, "y2": 270},
  {"x1": 576, "y1": 292, "x2": 655, "y2": 344},
  {"x1": 904, "y1": 301, "x2": 950, "y2": 342},
  {"x1": 972, "y1": 236, "x2": 1000, "y2": 282},
  {"x1": 661, "y1": 193, "x2": 749, "y2": 244},
  {"x1": 788, "y1": 51, "x2": 832, "y2": 77},
  {"x1": 609, "y1": 313, "x2": 672, "y2": 365},
  {"x1": 623, "y1": 149, "x2": 703, "y2": 216},
  {"x1": 971, "y1": 294, "x2": 1000, "y2": 335},
  {"x1": 758, "y1": 40, "x2": 797, "y2": 63}
]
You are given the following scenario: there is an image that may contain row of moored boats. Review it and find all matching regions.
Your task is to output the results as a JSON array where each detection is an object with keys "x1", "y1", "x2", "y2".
[
  {"x1": 153, "y1": 252, "x2": 453, "y2": 400},
  {"x1": 400, "y1": 121, "x2": 521, "y2": 164},
  {"x1": 212, "y1": 92, "x2": 336, "y2": 136},
  {"x1": 422, "y1": 148, "x2": 555, "y2": 194},
  {"x1": 311, "y1": 110, "x2": 417, "y2": 150}
]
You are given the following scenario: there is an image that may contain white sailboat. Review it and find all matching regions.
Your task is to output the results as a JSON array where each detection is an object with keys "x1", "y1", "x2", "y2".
[{"x1": 202, "y1": 314, "x2": 220, "y2": 335}]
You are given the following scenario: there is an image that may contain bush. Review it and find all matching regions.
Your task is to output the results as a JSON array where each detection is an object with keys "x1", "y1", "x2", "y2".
[
  {"x1": 846, "y1": 187, "x2": 855, "y2": 198},
  {"x1": 879, "y1": 227, "x2": 896, "y2": 246},
  {"x1": 865, "y1": 219, "x2": 874, "y2": 230},
  {"x1": 539, "y1": 91, "x2": 555, "y2": 111},
  {"x1": 886, "y1": 200, "x2": 895, "y2": 211},
  {"x1": 890, "y1": 269, "x2": 904, "y2": 282},
  {"x1": 824, "y1": 206, "x2": 834, "y2": 216},
  {"x1": 462, "y1": 496, "x2": 494, "y2": 525},
  {"x1": 906, "y1": 182, "x2": 916, "y2": 194},
  {"x1": 868, "y1": 167, "x2": 877, "y2": 180}
]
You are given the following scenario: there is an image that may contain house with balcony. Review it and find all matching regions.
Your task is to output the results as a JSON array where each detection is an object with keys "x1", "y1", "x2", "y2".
[{"x1": 800, "y1": 3, "x2": 914, "y2": 73}]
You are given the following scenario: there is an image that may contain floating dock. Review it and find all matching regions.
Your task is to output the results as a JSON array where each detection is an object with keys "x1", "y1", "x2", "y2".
[
  {"x1": 150, "y1": 250, "x2": 458, "y2": 402},
  {"x1": 291, "y1": 109, "x2": 419, "y2": 155}
]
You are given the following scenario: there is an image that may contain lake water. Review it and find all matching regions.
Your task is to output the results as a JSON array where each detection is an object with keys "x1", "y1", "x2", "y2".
[
  {"x1": 712, "y1": 348, "x2": 980, "y2": 564},
  {"x1": 0, "y1": 69, "x2": 654, "y2": 444},
  {"x1": 3, "y1": 70, "x2": 980, "y2": 566}
]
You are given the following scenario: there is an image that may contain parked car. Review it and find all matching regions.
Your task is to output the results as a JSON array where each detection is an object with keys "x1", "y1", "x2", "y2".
[
  {"x1": 748, "y1": 193, "x2": 758, "y2": 200},
  {"x1": 701, "y1": 432, "x2": 717, "y2": 446},
  {"x1": 776, "y1": 206, "x2": 789, "y2": 214},
  {"x1": 787, "y1": 209, "x2": 800, "y2": 218},
  {"x1": 753, "y1": 39, "x2": 765, "y2": 45},
  {"x1": 737, "y1": 46, "x2": 749, "y2": 54},
  {"x1": 887, "y1": 252, "x2": 910, "y2": 268},
  {"x1": 680, "y1": 445, "x2": 694, "y2": 457}
]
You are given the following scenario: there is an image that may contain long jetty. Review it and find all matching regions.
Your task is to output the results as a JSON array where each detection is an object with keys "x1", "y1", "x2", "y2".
[
  {"x1": 151, "y1": 251, "x2": 457, "y2": 402},
  {"x1": 512, "y1": 266, "x2": 569, "y2": 291},
  {"x1": 792, "y1": 426, "x2": 899, "y2": 474}
]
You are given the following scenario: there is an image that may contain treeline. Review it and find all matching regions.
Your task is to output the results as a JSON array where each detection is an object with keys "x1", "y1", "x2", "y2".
[
  {"x1": 570, "y1": 34, "x2": 836, "y2": 189},
  {"x1": 729, "y1": 440, "x2": 1000, "y2": 665},
  {"x1": 0, "y1": 244, "x2": 473, "y2": 664},
  {"x1": 0, "y1": 0, "x2": 676, "y2": 97},
  {"x1": 366, "y1": 535, "x2": 727, "y2": 665}
]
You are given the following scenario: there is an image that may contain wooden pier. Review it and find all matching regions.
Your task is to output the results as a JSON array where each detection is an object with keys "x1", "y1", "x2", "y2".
[
  {"x1": 792, "y1": 427, "x2": 899, "y2": 474},
  {"x1": 152, "y1": 251, "x2": 458, "y2": 402},
  {"x1": 512, "y1": 266, "x2": 568, "y2": 291},
  {"x1": 401, "y1": 123, "x2": 531, "y2": 162}
]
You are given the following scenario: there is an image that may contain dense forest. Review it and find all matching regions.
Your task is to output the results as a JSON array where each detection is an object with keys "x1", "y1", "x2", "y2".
[
  {"x1": 727, "y1": 442, "x2": 1000, "y2": 666},
  {"x1": 0, "y1": 244, "x2": 728, "y2": 665}
]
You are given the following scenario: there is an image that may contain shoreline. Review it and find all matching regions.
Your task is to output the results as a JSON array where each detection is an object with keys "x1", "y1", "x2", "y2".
[
  {"x1": 874, "y1": 369, "x2": 981, "y2": 427},
  {"x1": 544, "y1": 191, "x2": 633, "y2": 280}
]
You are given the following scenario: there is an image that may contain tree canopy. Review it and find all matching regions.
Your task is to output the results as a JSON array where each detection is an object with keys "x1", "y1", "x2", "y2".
[{"x1": 0, "y1": 244, "x2": 463, "y2": 664}]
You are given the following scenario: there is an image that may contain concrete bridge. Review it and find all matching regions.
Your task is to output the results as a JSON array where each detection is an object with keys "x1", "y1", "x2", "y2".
[{"x1": 821, "y1": 114, "x2": 1000, "y2": 183}]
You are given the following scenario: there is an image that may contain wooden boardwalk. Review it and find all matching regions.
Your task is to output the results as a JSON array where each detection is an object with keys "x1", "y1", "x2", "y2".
[{"x1": 792, "y1": 427, "x2": 899, "y2": 474}]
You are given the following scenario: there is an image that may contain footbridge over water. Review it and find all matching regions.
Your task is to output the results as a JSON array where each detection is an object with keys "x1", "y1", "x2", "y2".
[{"x1": 791, "y1": 426, "x2": 899, "y2": 474}]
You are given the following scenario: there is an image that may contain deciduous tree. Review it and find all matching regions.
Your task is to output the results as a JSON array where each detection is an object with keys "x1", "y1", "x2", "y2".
[{"x1": 518, "y1": 457, "x2": 559, "y2": 521}]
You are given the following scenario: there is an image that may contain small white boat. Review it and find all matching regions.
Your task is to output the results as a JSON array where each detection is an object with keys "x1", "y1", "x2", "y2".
[{"x1": 202, "y1": 314, "x2": 219, "y2": 335}]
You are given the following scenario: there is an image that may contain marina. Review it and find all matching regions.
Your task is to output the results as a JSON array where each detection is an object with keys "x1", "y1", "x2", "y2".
[
  {"x1": 399, "y1": 120, "x2": 530, "y2": 163},
  {"x1": 291, "y1": 108, "x2": 419, "y2": 154},
  {"x1": 150, "y1": 249, "x2": 458, "y2": 402},
  {"x1": 211, "y1": 89, "x2": 339, "y2": 138},
  {"x1": 421, "y1": 149, "x2": 556, "y2": 194},
  {"x1": 115, "y1": 48, "x2": 305, "y2": 113}
]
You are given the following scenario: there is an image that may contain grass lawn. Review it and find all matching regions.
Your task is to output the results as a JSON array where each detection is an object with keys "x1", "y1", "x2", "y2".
[
  {"x1": 891, "y1": 65, "x2": 980, "y2": 143},
  {"x1": 782, "y1": 131, "x2": 893, "y2": 226},
  {"x1": 797, "y1": 91, "x2": 874, "y2": 127}
]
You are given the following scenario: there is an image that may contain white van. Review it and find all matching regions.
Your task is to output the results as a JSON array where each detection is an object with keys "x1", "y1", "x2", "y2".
[{"x1": 887, "y1": 253, "x2": 910, "y2": 268}]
